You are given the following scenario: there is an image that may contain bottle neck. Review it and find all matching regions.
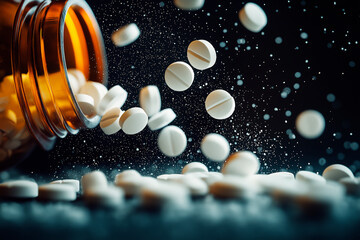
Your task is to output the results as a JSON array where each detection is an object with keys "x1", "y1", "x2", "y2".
[{"x1": 11, "y1": 0, "x2": 107, "y2": 150}]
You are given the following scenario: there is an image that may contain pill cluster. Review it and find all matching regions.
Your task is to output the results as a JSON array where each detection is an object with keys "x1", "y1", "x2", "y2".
[{"x1": 0, "y1": 161, "x2": 359, "y2": 216}]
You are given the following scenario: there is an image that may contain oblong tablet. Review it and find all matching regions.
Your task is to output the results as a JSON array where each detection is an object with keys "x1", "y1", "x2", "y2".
[
  {"x1": 111, "y1": 23, "x2": 140, "y2": 47},
  {"x1": 114, "y1": 170, "x2": 142, "y2": 183},
  {"x1": 187, "y1": 40, "x2": 216, "y2": 70},
  {"x1": 120, "y1": 107, "x2": 148, "y2": 135},
  {"x1": 222, "y1": 151, "x2": 260, "y2": 176},
  {"x1": 139, "y1": 85, "x2": 161, "y2": 117},
  {"x1": 268, "y1": 172, "x2": 295, "y2": 181},
  {"x1": 50, "y1": 179, "x2": 80, "y2": 192},
  {"x1": 148, "y1": 108, "x2": 176, "y2": 131},
  {"x1": 0, "y1": 180, "x2": 38, "y2": 199},
  {"x1": 205, "y1": 89, "x2": 235, "y2": 120},
  {"x1": 84, "y1": 186, "x2": 124, "y2": 207},
  {"x1": 174, "y1": 0, "x2": 205, "y2": 11},
  {"x1": 239, "y1": 2, "x2": 267, "y2": 33},
  {"x1": 201, "y1": 133, "x2": 230, "y2": 162},
  {"x1": 296, "y1": 110, "x2": 325, "y2": 139},
  {"x1": 100, "y1": 107, "x2": 123, "y2": 135},
  {"x1": 165, "y1": 61, "x2": 194, "y2": 92},
  {"x1": 182, "y1": 162, "x2": 208, "y2": 174},
  {"x1": 322, "y1": 164, "x2": 354, "y2": 182},
  {"x1": 97, "y1": 85, "x2": 127, "y2": 116},
  {"x1": 158, "y1": 125, "x2": 187, "y2": 157},
  {"x1": 79, "y1": 81, "x2": 108, "y2": 108},
  {"x1": 38, "y1": 184, "x2": 77, "y2": 201},
  {"x1": 209, "y1": 176, "x2": 259, "y2": 199},
  {"x1": 76, "y1": 94, "x2": 96, "y2": 117},
  {"x1": 81, "y1": 171, "x2": 108, "y2": 193}
]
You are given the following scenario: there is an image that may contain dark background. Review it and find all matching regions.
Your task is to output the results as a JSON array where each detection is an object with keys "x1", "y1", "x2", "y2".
[{"x1": 12, "y1": 0, "x2": 360, "y2": 181}]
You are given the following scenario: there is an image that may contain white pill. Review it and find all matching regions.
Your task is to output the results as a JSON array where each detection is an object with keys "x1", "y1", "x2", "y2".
[
  {"x1": 140, "y1": 181, "x2": 190, "y2": 209},
  {"x1": 209, "y1": 176, "x2": 259, "y2": 199},
  {"x1": 261, "y1": 179, "x2": 306, "y2": 204},
  {"x1": 100, "y1": 107, "x2": 123, "y2": 135},
  {"x1": 164, "y1": 61, "x2": 194, "y2": 92},
  {"x1": 172, "y1": 175, "x2": 208, "y2": 197},
  {"x1": 115, "y1": 176, "x2": 157, "y2": 197},
  {"x1": 84, "y1": 186, "x2": 124, "y2": 207},
  {"x1": 222, "y1": 151, "x2": 260, "y2": 177},
  {"x1": 174, "y1": 0, "x2": 205, "y2": 11},
  {"x1": 201, "y1": 133, "x2": 230, "y2": 162},
  {"x1": 157, "y1": 174, "x2": 184, "y2": 181},
  {"x1": 158, "y1": 125, "x2": 187, "y2": 157},
  {"x1": 81, "y1": 171, "x2": 108, "y2": 193},
  {"x1": 38, "y1": 184, "x2": 76, "y2": 201},
  {"x1": 268, "y1": 172, "x2": 295, "y2": 181},
  {"x1": 119, "y1": 107, "x2": 148, "y2": 135},
  {"x1": 75, "y1": 94, "x2": 96, "y2": 116},
  {"x1": 239, "y1": 2, "x2": 267, "y2": 33},
  {"x1": 111, "y1": 23, "x2": 140, "y2": 47},
  {"x1": 322, "y1": 164, "x2": 354, "y2": 182},
  {"x1": 79, "y1": 81, "x2": 108, "y2": 108},
  {"x1": 148, "y1": 108, "x2": 176, "y2": 131},
  {"x1": 0, "y1": 180, "x2": 38, "y2": 199},
  {"x1": 187, "y1": 40, "x2": 216, "y2": 70},
  {"x1": 97, "y1": 85, "x2": 127, "y2": 116},
  {"x1": 296, "y1": 171, "x2": 326, "y2": 185},
  {"x1": 201, "y1": 172, "x2": 224, "y2": 186},
  {"x1": 114, "y1": 170, "x2": 142, "y2": 182},
  {"x1": 50, "y1": 179, "x2": 80, "y2": 192},
  {"x1": 182, "y1": 162, "x2": 208, "y2": 174},
  {"x1": 205, "y1": 89, "x2": 235, "y2": 120},
  {"x1": 67, "y1": 72, "x2": 80, "y2": 94},
  {"x1": 339, "y1": 177, "x2": 360, "y2": 195},
  {"x1": 296, "y1": 110, "x2": 325, "y2": 139},
  {"x1": 68, "y1": 69, "x2": 86, "y2": 88},
  {"x1": 139, "y1": 85, "x2": 161, "y2": 117}
]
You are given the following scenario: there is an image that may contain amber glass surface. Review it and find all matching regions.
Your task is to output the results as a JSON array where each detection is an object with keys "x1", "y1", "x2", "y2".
[{"x1": 0, "y1": 0, "x2": 107, "y2": 170}]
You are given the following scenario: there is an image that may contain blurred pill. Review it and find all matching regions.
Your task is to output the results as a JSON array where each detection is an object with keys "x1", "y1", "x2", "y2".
[
  {"x1": 139, "y1": 85, "x2": 161, "y2": 117},
  {"x1": 158, "y1": 125, "x2": 187, "y2": 157},
  {"x1": 0, "y1": 180, "x2": 38, "y2": 199},
  {"x1": 296, "y1": 110, "x2": 325, "y2": 139},
  {"x1": 120, "y1": 107, "x2": 148, "y2": 135},
  {"x1": 222, "y1": 151, "x2": 260, "y2": 177},
  {"x1": 165, "y1": 61, "x2": 194, "y2": 92},
  {"x1": 38, "y1": 184, "x2": 76, "y2": 201},
  {"x1": 201, "y1": 133, "x2": 230, "y2": 162},
  {"x1": 148, "y1": 108, "x2": 176, "y2": 131},
  {"x1": 111, "y1": 23, "x2": 140, "y2": 47}
]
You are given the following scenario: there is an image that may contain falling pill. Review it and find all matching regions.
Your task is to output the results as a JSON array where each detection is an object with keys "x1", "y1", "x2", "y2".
[
  {"x1": 295, "y1": 110, "x2": 325, "y2": 139},
  {"x1": 164, "y1": 61, "x2": 194, "y2": 92},
  {"x1": 158, "y1": 125, "x2": 187, "y2": 157},
  {"x1": 111, "y1": 23, "x2": 140, "y2": 47},
  {"x1": 187, "y1": 40, "x2": 217, "y2": 70},
  {"x1": 148, "y1": 108, "x2": 176, "y2": 131},
  {"x1": 205, "y1": 89, "x2": 235, "y2": 120},
  {"x1": 238, "y1": 2, "x2": 267, "y2": 33}
]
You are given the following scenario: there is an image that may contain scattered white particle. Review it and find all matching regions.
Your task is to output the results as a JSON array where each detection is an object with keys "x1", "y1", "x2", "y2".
[
  {"x1": 285, "y1": 110, "x2": 292, "y2": 117},
  {"x1": 246, "y1": 46, "x2": 251, "y2": 50},
  {"x1": 237, "y1": 80, "x2": 243, "y2": 86},
  {"x1": 263, "y1": 114, "x2": 270, "y2": 120},
  {"x1": 349, "y1": 61, "x2": 356, "y2": 68},
  {"x1": 275, "y1": 36, "x2": 283, "y2": 44},
  {"x1": 237, "y1": 38, "x2": 246, "y2": 44},
  {"x1": 300, "y1": 32, "x2": 308, "y2": 39},
  {"x1": 219, "y1": 42, "x2": 226, "y2": 48},
  {"x1": 223, "y1": 29, "x2": 228, "y2": 33},
  {"x1": 326, "y1": 93, "x2": 336, "y2": 102},
  {"x1": 294, "y1": 72, "x2": 302, "y2": 78},
  {"x1": 159, "y1": 2, "x2": 165, "y2": 7},
  {"x1": 319, "y1": 157, "x2": 326, "y2": 166},
  {"x1": 293, "y1": 83, "x2": 300, "y2": 89}
]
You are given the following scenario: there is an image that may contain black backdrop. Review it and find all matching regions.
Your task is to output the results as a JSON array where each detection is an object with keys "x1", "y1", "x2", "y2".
[{"x1": 15, "y1": 0, "x2": 360, "y2": 181}]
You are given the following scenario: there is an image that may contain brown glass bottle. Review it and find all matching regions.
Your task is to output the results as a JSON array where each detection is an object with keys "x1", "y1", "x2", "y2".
[{"x1": 0, "y1": 0, "x2": 108, "y2": 170}]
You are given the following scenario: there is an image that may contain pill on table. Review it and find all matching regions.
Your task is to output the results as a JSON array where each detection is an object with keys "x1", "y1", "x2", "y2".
[
  {"x1": 79, "y1": 81, "x2": 108, "y2": 108},
  {"x1": 158, "y1": 125, "x2": 187, "y2": 157},
  {"x1": 172, "y1": 175, "x2": 208, "y2": 197},
  {"x1": 209, "y1": 176, "x2": 259, "y2": 199},
  {"x1": 38, "y1": 184, "x2": 77, "y2": 201},
  {"x1": 114, "y1": 170, "x2": 142, "y2": 183},
  {"x1": 339, "y1": 177, "x2": 360, "y2": 195},
  {"x1": 67, "y1": 72, "x2": 80, "y2": 94},
  {"x1": 187, "y1": 40, "x2": 216, "y2": 70},
  {"x1": 119, "y1": 107, "x2": 148, "y2": 135},
  {"x1": 268, "y1": 172, "x2": 295, "y2": 181},
  {"x1": 100, "y1": 107, "x2": 123, "y2": 135},
  {"x1": 157, "y1": 174, "x2": 184, "y2": 181},
  {"x1": 164, "y1": 61, "x2": 194, "y2": 92},
  {"x1": 322, "y1": 164, "x2": 354, "y2": 182},
  {"x1": 174, "y1": 0, "x2": 205, "y2": 11},
  {"x1": 238, "y1": 2, "x2": 267, "y2": 33},
  {"x1": 205, "y1": 89, "x2": 235, "y2": 120},
  {"x1": 148, "y1": 108, "x2": 176, "y2": 131},
  {"x1": 68, "y1": 69, "x2": 86, "y2": 88},
  {"x1": 75, "y1": 94, "x2": 96, "y2": 117},
  {"x1": 97, "y1": 85, "x2": 127, "y2": 116},
  {"x1": 81, "y1": 171, "x2": 108, "y2": 193},
  {"x1": 139, "y1": 85, "x2": 161, "y2": 117},
  {"x1": 295, "y1": 171, "x2": 326, "y2": 185},
  {"x1": 296, "y1": 110, "x2": 325, "y2": 139},
  {"x1": 201, "y1": 133, "x2": 230, "y2": 162},
  {"x1": 83, "y1": 186, "x2": 124, "y2": 207},
  {"x1": 182, "y1": 162, "x2": 208, "y2": 174},
  {"x1": 222, "y1": 151, "x2": 260, "y2": 177},
  {"x1": 0, "y1": 180, "x2": 38, "y2": 199},
  {"x1": 50, "y1": 179, "x2": 80, "y2": 192},
  {"x1": 115, "y1": 176, "x2": 157, "y2": 197},
  {"x1": 111, "y1": 23, "x2": 140, "y2": 47}
]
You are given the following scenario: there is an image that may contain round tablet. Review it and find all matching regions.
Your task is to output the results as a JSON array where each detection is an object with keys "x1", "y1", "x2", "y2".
[
  {"x1": 68, "y1": 69, "x2": 86, "y2": 88},
  {"x1": 114, "y1": 170, "x2": 142, "y2": 183},
  {"x1": 148, "y1": 108, "x2": 176, "y2": 131},
  {"x1": 209, "y1": 176, "x2": 259, "y2": 199},
  {"x1": 158, "y1": 125, "x2": 187, "y2": 157},
  {"x1": 84, "y1": 186, "x2": 124, "y2": 207},
  {"x1": 139, "y1": 85, "x2": 161, "y2": 117},
  {"x1": 205, "y1": 89, "x2": 235, "y2": 120},
  {"x1": 164, "y1": 62, "x2": 194, "y2": 91},
  {"x1": 81, "y1": 171, "x2": 108, "y2": 193},
  {"x1": 111, "y1": 23, "x2": 140, "y2": 47},
  {"x1": 339, "y1": 177, "x2": 360, "y2": 195},
  {"x1": 75, "y1": 94, "x2": 96, "y2": 117},
  {"x1": 239, "y1": 2, "x2": 267, "y2": 33},
  {"x1": 187, "y1": 40, "x2": 217, "y2": 70},
  {"x1": 50, "y1": 179, "x2": 80, "y2": 192},
  {"x1": 296, "y1": 171, "x2": 326, "y2": 185},
  {"x1": 79, "y1": 81, "x2": 108, "y2": 108},
  {"x1": 222, "y1": 151, "x2": 260, "y2": 176},
  {"x1": 322, "y1": 164, "x2": 354, "y2": 182},
  {"x1": 201, "y1": 133, "x2": 230, "y2": 162},
  {"x1": 115, "y1": 176, "x2": 157, "y2": 197},
  {"x1": 174, "y1": 0, "x2": 205, "y2": 11},
  {"x1": 182, "y1": 162, "x2": 208, "y2": 174},
  {"x1": 38, "y1": 184, "x2": 77, "y2": 201},
  {"x1": 296, "y1": 110, "x2": 325, "y2": 139},
  {"x1": 268, "y1": 172, "x2": 295, "y2": 181},
  {"x1": 97, "y1": 85, "x2": 127, "y2": 116},
  {"x1": 0, "y1": 180, "x2": 38, "y2": 199},
  {"x1": 120, "y1": 107, "x2": 148, "y2": 135},
  {"x1": 100, "y1": 107, "x2": 123, "y2": 135}
]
